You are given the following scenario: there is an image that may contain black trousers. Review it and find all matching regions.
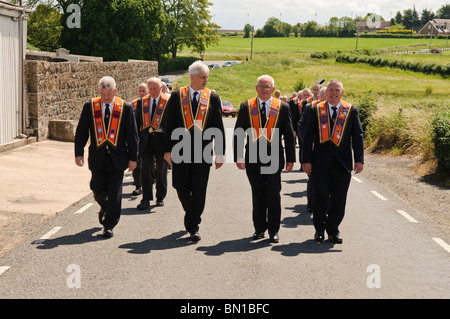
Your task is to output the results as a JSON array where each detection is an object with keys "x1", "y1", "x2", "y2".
[
  {"x1": 246, "y1": 167, "x2": 282, "y2": 235},
  {"x1": 311, "y1": 157, "x2": 351, "y2": 236},
  {"x1": 90, "y1": 155, "x2": 124, "y2": 230},
  {"x1": 172, "y1": 163, "x2": 211, "y2": 234},
  {"x1": 140, "y1": 134, "x2": 168, "y2": 203}
]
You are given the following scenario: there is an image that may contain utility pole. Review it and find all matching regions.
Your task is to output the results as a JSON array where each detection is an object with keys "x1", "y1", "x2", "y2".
[{"x1": 250, "y1": 26, "x2": 254, "y2": 59}]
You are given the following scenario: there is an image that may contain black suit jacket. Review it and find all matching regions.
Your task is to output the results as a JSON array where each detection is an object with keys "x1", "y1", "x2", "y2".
[
  {"x1": 135, "y1": 95, "x2": 168, "y2": 155},
  {"x1": 163, "y1": 88, "x2": 225, "y2": 165},
  {"x1": 302, "y1": 102, "x2": 364, "y2": 173},
  {"x1": 233, "y1": 99, "x2": 296, "y2": 173},
  {"x1": 75, "y1": 99, "x2": 138, "y2": 171}
]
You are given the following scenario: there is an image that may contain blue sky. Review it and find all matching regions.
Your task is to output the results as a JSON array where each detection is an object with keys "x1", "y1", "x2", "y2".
[{"x1": 209, "y1": 0, "x2": 447, "y2": 30}]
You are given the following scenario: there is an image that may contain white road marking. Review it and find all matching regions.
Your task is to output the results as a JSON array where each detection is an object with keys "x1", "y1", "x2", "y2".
[
  {"x1": 396, "y1": 210, "x2": 418, "y2": 223},
  {"x1": 352, "y1": 176, "x2": 362, "y2": 183},
  {"x1": 432, "y1": 238, "x2": 450, "y2": 253},
  {"x1": 371, "y1": 191, "x2": 387, "y2": 201},
  {"x1": 0, "y1": 266, "x2": 10, "y2": 277},
  {"x1": 32, "y1": 227, "x2": 62, "y2": 244},
  {"x1": 74, "y1": 203, "x2": 94, "y2": 214}
]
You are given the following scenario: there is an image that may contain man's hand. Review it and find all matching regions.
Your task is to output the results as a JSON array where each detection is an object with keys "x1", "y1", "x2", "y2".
[
  {"x1": 236, "y1": 158, "x2": 245, "y2": 170},
  {"x1": 215, "y1": 155, "x2": 224, "y2": 169},
  {"x1": 354, "y1": 162, "x2": 364, "y2": 174},
  {"x1": 302, "y1": 163, "x2": 312, "y2": 175},
  {"x1": 128, "y1": 161, "x2": 137, "y2": 172},
  {"x1": 285, "y1": 162, "x2": 294, "y2": 172},
  {"x1": 75, "y1": 156, "x2": 84, "y2": 167},
  {"x1": 164, "y1": 152, "x2": 172, "y2": 167}
]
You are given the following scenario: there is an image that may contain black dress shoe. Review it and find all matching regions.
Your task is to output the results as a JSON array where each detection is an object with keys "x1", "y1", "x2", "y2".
[
  {"x1": 98, "y1": 207, "x2": 106, "y2": 225},
  {"x1": 314, "y1": 230, "x2": 325, "y2": 242},
  {"x1": 252, "y1": 232, "x2": 265, "y2": 240},
  {"x1": 132, "y1": 187, "x2": 142, "y2": 196},
  {"x1": 137, "y1": 201, "x2": 150, "y2": 210},
  {"x1": 189, "y1": 232, "x2": 201, "y2": 241},
  {"x1": 102, "y1": 228, "x2": 114, "y2": 238},
  {"x1": 269, "y1": 233, "x2": 279, "y2": 243},
  {"x1": 156, "y1": 199, "x2": 164, "y2": 206},
  {"x1": 329, "y1": 234, "x2": 343, "y2": 244}
]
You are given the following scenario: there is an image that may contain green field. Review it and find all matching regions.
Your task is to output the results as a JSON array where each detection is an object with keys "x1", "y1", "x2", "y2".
[{"x1": 188, "y1": 36, "x2": 449, "y2": 59}]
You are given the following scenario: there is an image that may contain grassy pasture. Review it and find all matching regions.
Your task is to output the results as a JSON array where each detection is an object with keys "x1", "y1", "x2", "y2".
[{"x1": 189, "y1": 36, "x2": 449, "y2": 60}]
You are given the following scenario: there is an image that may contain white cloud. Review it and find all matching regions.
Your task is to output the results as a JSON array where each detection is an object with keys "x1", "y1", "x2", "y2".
[{"x1": 209, "y1": 0, "x2": 447, "y2": 29}]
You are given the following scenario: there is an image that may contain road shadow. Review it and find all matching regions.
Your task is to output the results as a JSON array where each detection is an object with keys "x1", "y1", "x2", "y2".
[
  {"x1": 120, "y1": 206, "x2": 157, "y2": 216},
  {"x1": 118, "y1": 230, "x2": 195, "y2": 254},
  {"x1": 284, "y1": 190, "x2": 307, "y2": 198},
  {"x1": 196, "y1": 237, "x2": 271, "y2": 256},
  {"x1": 281, "y1": 211, "x2": 313, "y2": 228},
  {"x1": 271, "y1": 239, "x2": 342, "y2": 256},
  {"x1": 34, "y1": 227, "x2": 104, "y2": 249}
]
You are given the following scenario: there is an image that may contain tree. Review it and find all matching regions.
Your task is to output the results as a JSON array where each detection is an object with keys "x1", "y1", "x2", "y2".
[
  {"x1": 395, "y1": 11, "x2": 402, "y2": 24},
  {"x1": 420, "y1": 8, "x2": 435, "y2": 26},
  {"x1": 300, "y1": 21, "x2": 319, "y2": 37},
  {"x1": 161, "y1": 0, "x2": 220, "y2": 58},
  {"x1": 243, "y1": 24, "x2": 253, "y2": 38},
  {"x1": 402, "y1": 7, "x2": 421, "y2": 30},
  {"x1": 60, "y1": 0, "x2": 163, "y2": 61},
  {"x1": 436, "y1": 4, "x2": 450, "y2": 19},
  {"x1": 27, "y1": 4, "x2": 63, "y2": 52}
]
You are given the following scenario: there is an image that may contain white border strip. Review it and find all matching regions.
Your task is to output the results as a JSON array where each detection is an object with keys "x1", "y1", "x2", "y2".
[
  {"x1": 352, "y1": 176, "x2": 363, "y2": 183},
  {"x1": 32, "y1": 227, "x2": 62, "y2": 244},
  {"x1": 396, "y1": 210, "x2": 418, "y2": 223},
  {"x1": 432, "y1": 238, "x2": 450, "y2": 253},
  {"x1": 0, "y1": 266, "x2": 10, "y2": 277},
  {"x1": 74, "y1": 203, "x2": 94, "y2": 214},
  {"x1": 371, "y1": 191, "x2": 387, "y2": 201}
]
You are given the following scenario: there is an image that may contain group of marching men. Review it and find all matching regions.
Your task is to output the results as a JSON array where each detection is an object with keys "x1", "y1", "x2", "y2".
[{"x1": 75, "y1": 60, "x2": 364, "y2": 244}]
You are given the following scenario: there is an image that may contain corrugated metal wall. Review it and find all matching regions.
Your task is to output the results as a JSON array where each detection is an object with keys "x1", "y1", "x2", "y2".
[{"x1": 0, "y1": 11, "x2": 21, "y2": 144}]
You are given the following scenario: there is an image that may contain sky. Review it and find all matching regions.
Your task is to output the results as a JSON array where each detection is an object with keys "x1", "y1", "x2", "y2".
[{"x1": 209, "y1": 0, "x2": 447, "y2": 30}]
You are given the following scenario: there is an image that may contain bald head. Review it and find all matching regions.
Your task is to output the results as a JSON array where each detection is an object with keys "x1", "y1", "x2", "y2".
[{"x1": 147, "y1": 77, "x2": 162, "y2": 99}]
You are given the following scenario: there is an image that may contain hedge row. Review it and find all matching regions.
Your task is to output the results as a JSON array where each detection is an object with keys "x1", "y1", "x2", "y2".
[
  {"x1": 358, "y1": 33, "x2": 449, "y2": 39},
  {"x1": 158, "y1": 56, "x2": 198, "y2": 74},
  {"x1": 335, "y1": 54, "x2": 450, "y2": 76}
]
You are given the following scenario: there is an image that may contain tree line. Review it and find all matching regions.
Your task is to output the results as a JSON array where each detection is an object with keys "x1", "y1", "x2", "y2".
[
  {"x1": 15, "y1": 0, "x2": 220, "y2": 61},
  {"x1": 244, "y1": 4, "x2": 450, "y2": 38}
]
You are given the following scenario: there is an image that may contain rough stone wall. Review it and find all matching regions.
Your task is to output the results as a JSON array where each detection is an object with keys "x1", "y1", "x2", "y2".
[{"x1": 25, "y1": 60, "x2": 158, "y2": 140}]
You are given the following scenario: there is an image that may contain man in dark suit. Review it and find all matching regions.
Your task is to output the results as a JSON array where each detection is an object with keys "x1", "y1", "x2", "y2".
[
  {"x1": 135, "y1": 77, "x2": 169, "y2": 209},
  {"x1": 163, "y1": 61, "x2": 225, "y2": 242},
  {"x1": 75, "y1": 76, "x2": 138, "y2": 238},
  {"x1": 302, "y1": 79, "x2": 364, "y2": 244},
  {"x1": 298, "y1": 87, "x2": 328, "y2": 214},
  {"x1": 234, "y1": 75, "x2": 296, "y2": 243}
]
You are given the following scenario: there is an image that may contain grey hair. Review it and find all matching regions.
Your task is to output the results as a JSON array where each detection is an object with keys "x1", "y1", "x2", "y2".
[
  {"x1": 327, "y1": 79, "x2": 344, "y2": 90},
  {"x1": 99, "y1": 76, "x2": 116, "y2": 91},
  {"x1": 189, "y1": 61, "x2": 209, "y2": 76},
  {"x1": 256, "y1": 75, "x2": 275, "y2": 87}
]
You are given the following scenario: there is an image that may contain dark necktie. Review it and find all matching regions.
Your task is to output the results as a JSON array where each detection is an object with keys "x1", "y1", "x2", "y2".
[
  {"x1": 192, "y1": 92, "x2": 199, "y2": 114},
  {"x1": 331, "y1": 106, "x2": 337, "y2": 122},
  {"x1": 151, "y1": 98, "x2": 157, "y2": 120},
  {"x1": 261, "y1": 102, "x2": 267, "y2": 127},
  {"x1": 104, "y1": 104, "x2": 110, "y2": 132}
]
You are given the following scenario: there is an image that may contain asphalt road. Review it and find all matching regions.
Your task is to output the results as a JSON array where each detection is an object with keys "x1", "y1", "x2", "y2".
[{"x1": 0, "y1": 118, "x2": 448, "y2": 304}]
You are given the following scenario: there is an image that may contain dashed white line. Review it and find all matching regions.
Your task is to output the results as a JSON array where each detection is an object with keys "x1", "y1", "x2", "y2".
[
  {"x1": 352, "y1": 176, "x2": 363, "y2": 183},
  {"x1": 396, "y1": 210, "x2": 418, "y2": 223},
  {"x1": 32, "y1": 227, "x2": 62, "y2": 244},
  {"x1": 432, "y1": 238, "x2": 450, "y2": 253},
  {"x1": 371, "y1": 191, "x2": 387, "y2": 201},
  {"x1": 0, "y1": 266, "x2": 10, "y2": 277},
  {"x1": 74, "y1": 203, "x2": 94, "y2": 214}
]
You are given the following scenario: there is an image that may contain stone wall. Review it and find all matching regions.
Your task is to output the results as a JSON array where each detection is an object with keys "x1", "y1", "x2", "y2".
[{"x1": 25, "y1": 59, "x2": 158, "y2": 141}]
